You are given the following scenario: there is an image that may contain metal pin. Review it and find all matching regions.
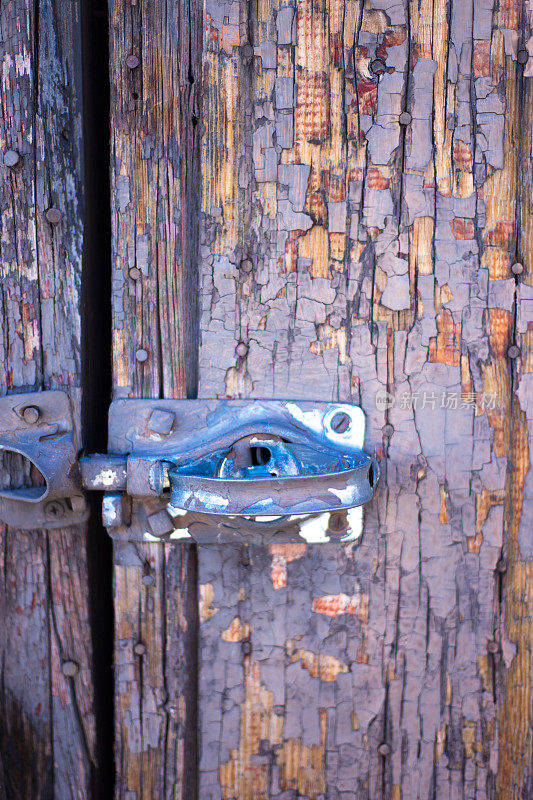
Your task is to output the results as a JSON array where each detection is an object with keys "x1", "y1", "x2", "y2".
[
  {"x1": 45, "y1": 207, "x2": 62, "y2": 224},
  {"x1": 4, "y1": 150, "x2": 20, "y2": 168}
]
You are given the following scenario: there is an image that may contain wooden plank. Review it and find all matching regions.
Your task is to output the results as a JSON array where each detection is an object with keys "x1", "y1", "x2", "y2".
[
  {"x1": 497, "y1": 9, "x2": 533, "y2": 797},
  {"x1": 196, "y1": 1, "x2": 525, "y2": 798},
  {"x1": 0, "y1": 0, "x2": 96, "y2": 797},
  {"x1": 108, "y1": 0, "x2": 201, "y2": 795}
]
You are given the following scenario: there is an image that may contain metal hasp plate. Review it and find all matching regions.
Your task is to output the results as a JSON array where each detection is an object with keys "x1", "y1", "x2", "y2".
[
  {"x1": 81, "y1": 399, "x2": 378, "y2": 545},
  {"x1": 0, "y1": 391, "x2": 88, "y2": 529}
]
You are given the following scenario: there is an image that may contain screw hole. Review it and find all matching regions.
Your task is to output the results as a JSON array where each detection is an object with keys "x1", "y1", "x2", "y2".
[
  {"x1": 251, "y1": 446, "x2": 271, "y2": 466},
  {"x1": 330, "y1": 412, "x2": 351, "y2": 434}
]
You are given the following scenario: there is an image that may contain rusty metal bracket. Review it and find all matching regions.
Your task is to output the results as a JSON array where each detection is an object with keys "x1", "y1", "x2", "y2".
[
  {"x1": 80, "y1": 399, "x2": 378, "y2": 544},
  {"x1": 0, "y1": 391, "x2": 89, "y2": 529}
]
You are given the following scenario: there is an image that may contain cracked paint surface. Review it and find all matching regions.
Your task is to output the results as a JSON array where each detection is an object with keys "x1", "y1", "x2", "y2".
[{"x1": 196, "y1": 0, "x2": 532, "y2": 798}]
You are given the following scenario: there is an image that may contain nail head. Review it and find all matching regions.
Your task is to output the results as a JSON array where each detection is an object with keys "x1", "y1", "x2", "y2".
[
  {"x1": 399, "y1": 111, "x2": 412, "y2": 125},
  {"x1": 126, "y1": 54, "x2": 140, "y2": 69},
  {"x1": 488, "y1": 641, "x2": 499, "y2": 653},
  {"x1": 370, "y1": 58, "x2": 386, "y2": 76},
  {"x1": 45, "y1": 207, "x2": 62, "y2": 225},
  {"x1": 136, "y1": 348, "x2": 149, "y2": 363},
  {"x1": 518, "y1": 49, "x2": 529, "y2": 64},
  {"x1": 142, "y1": 574, "x2": 155, "y2": 586},
  {"x1": 241, "y1": 640, "x2": 252, "y2": 656},
  {"x1": 241, "y1": 259, "x2": 253, "y2": 273},
  {"x1": 242, "y1": 43, "x2": 254, "y2": 59},
  {"x1": 508, "y1": 345, "x2": 520, "y2": 359},
  {"x1": 511, "y1": 262, "x2": 524, "y2": 275},
  {"x1": 61, "y1": 660, "x2": 79, "y2": 677},
  {"x1": 129, "y1": 267, "x2": 141, "y2": 280},
  {"x1": 378, "y1": 743, "x2": 391, "y2": 756},
  {"x1": 497, "y1": 559, "x2": 507, "y2": 573},
  {"x1": 4, "y1": 150, "x2": 20, "y2": 168},
  {"x1": 382, "y1": 423, "x2": 394, "y2": 437},
  {"x1": 134, "y1": 642, "x2": 147, "y2": 655},
  {"x1": 22, "y1": 405, "x2": 40, "y2": 424},
  {"x1": 236, "y1": 342, "x2": 248, "y2": 357}
]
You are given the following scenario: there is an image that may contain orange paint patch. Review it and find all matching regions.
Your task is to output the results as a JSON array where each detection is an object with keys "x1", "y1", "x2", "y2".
[
  {"x1": 222, "y1": 616, "x2": 251, "y2": 642},
  {"x1": 453, "y1": 141, "x2": 472, "y2": 172},
  {"x1": 269, "y1": 543, "x2": 307, "y2": 590},
  {"x1": 473, "y1": 41, "x2": 490, "y2": 77},
  {"x1": 287, "y1": 644, "x2": 349, "y2": 681},
  {"x1": 199, "y1": 583, "x2": 219, "y2": 622},
  {"x1": 367, "y1": 168, "x2": 390, "y2": 189},
  {"x1": 429, "y1": 310, "x2": 461, "y2": 366},
  {"x1": 450, "y1": 218, "x2": 475, "y2": 240},
  {"x1": 295, "y1": 69, "x2": 330, "y2": 143},
  {"x1": 486, "y1": 308, "x2": 512, "y2": 357},
  {"x1": 312, "y1": 592, "x2": 368, "y2": 623}
]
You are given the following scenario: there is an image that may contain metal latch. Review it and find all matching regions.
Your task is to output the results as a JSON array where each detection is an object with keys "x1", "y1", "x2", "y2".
[
  {"x1": 80, "y1": 399, "x2": 378, "y2": 544},
  {"x1": 0, "y1": 393, "x2": 378, "y2": 543},
  {"x1": 0, "y1": 391, "x2": 88, "y2": 529}
]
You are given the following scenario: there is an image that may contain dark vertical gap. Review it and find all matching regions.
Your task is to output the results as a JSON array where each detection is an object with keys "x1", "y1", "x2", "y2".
[{"x1": 79, "y1": 0, "x2": 114, "y2": 796}]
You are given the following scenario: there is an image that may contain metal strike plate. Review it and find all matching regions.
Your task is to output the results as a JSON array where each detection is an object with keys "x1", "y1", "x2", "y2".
[
  {"x1": 81, "y1": 399, "x2": 378, "y2": 544},
  {"x1": 0, "y1": 391, "x2": 89, "y2": 529}
]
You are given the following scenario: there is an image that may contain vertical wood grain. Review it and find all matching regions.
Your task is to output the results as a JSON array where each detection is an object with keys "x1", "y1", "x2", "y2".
[
  {"x1": 0, "y1": 0, "x2": 96, "y2": 796},
  {"x1": 108, "y1": 0, "x2": 201, "y2": 796}
]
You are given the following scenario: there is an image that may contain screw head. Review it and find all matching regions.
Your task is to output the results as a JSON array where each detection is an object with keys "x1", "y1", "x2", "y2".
[
  {"x1": 45, "y1": 501, "x2": 65, "y2": 519},
  {"x1": 22, "y1": 405, "x2": 40, "y2": 424},
  {"x1": 399, "y1": 111, "x2": 412, "y2": 125},
  {"x1": 61, "y1": 660, "x2": 79, "y2": 678},
  {"x1": 129, "y1": 266, "x2": 141, "y2": 280},
  {"x1": 126, "y1": 54, "x2": 140, "y2": 69},
  {"x1": 382, "y1": 423, "x2": 394, "y2": 438},
  {"x1": 370, "y1": 58, "x2": 386, "y2": 76},
  {"x1": 378, "y1": 743, "x2": 391, "y2": 756},
  {"x1": 4, "y1": 150, "x2": 20, "y2": 168},
  {"x1": 134, "y1": 642, "x2": 147, "y2": 655},
  {"x1": 511, "y1": 262, "x2": 524, "y2": 275},
  {"x1": 136, "y1": 348, "x2": 149, "y2": 363},
  {"x1": 45, "y1": 207, "x2": 62, "y2": 224},
  {"x1": 236, "y1": 342, "x2": 248, "y2": 357},
  {"x1": 508, "y1": 345, "x2": 520, "y2": 359},
  {"x1": 518, "y1": 49, "x2": 529, "y2": 64}
]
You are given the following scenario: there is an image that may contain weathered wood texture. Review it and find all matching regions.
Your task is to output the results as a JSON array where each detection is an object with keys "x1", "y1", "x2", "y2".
[
  {"x1": 195, "y1": 0, "x2": 531, "y2": 798},
  {"x1": 109, "y1": 0, "x2": 201, "y2": 796},
  {"x1": 0, "y1": 1, "x2": 96, "y2": 798}
]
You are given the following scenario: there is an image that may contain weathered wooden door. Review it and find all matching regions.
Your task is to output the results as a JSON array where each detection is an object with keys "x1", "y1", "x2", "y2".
[{"x1": 2, "y1": 0, "x2": 533, "y2": 797}]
